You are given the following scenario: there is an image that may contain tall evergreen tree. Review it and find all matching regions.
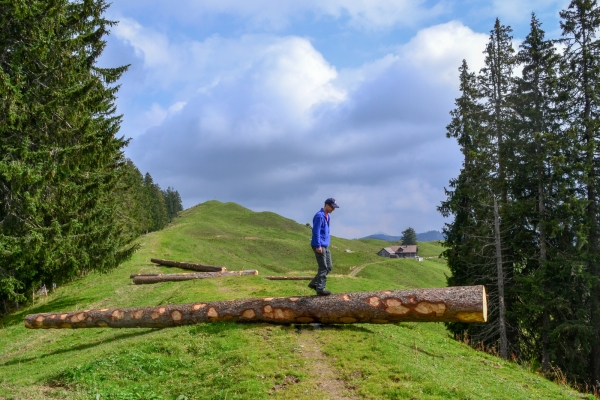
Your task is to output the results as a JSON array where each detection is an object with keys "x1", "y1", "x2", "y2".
[
  {"x1": 439, "y1": 59, "x2": 494, "y2": 342},
  {"x1": 510, "y1": 13, "x2": 586, "y2": 374},
  {"x1": 442, "y1": 20, "x2": 520, "y2": 360},
  {"x1": 478, "y1": 19, "x2": 518, "y2": 359},
  {"x1": 560, "y1": 0, "x2": 600, "y2": 385},
  {"x1": 0, "y1": 0, "x2": 135, "y2": 306}
]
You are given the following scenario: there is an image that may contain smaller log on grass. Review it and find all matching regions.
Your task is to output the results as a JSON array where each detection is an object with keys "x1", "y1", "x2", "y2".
[
  {"x1": 129, "y1": 273, "x2": 167, "y2": 278},
  {"x1": 133, "y1": 270, "x2": 259, "y2": 284},
  {"x1": 265, "y1": 276, "x2": 312, "y2": 280},
  {"x1": 25, "y1": 285, "x2": 487, "y2": 329},
  {"x1": 150, "y1": 258, "x2": 225, "y2": 272},
  {"x1": 129, "y1": 272, "x2": 238, "y2": 279}
]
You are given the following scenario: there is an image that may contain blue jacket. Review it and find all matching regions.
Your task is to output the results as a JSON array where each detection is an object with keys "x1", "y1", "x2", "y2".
[{"x1": 311, "y1": 208, "x2": 330, "y2": 247}]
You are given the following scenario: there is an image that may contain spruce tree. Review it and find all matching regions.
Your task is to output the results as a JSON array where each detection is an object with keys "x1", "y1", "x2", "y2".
[
  {"x1": 560, "y1": 0, "x2": 600, "y2": 385},
  {"x1": 0, "y1": 0, "x2": 135, "y2": 306},
  {"x1": 439, "y1": 60, "x2": 492, "y2": 340},
  {"x1": 510, "y1": 13, "x2": 584, "y2": 374},
  {"x1": 441, "y1": 20, "x2": 518, "y2": 360},
  {"x1": 478, "y1": 19, "x2": 518, "y2": 359}
]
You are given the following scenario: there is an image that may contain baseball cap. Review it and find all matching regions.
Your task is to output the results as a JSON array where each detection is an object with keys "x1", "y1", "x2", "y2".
[{"x1": 325, "y1": 198, "x2": 339, "y2": 208}]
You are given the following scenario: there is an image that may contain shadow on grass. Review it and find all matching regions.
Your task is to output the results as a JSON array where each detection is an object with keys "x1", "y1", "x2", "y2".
[
  {"x1": 186, "y1": 321, "x2": 376, "y2": 335},
  {"x1": 0, "y1": 329, "x2": 160, "y2": 367},
  {"x1": 293, "y1": 323, "x2": 375, "y2": 334},
  {"x1": 0, "y1": 297, "x2": 91, "y2": 328},
  {"x1": 188, "y1": 321, "x2": 249, "y2": 335}
]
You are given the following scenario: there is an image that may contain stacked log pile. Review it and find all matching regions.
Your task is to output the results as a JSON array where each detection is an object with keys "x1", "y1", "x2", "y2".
[{"x1": 24, "y1": 285, "x2": 487, "y2": 329}]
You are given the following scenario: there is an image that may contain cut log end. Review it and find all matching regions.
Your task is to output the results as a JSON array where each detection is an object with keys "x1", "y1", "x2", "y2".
[{"x1": 482, "y1": 286, "x2": 488, "y2": 322}]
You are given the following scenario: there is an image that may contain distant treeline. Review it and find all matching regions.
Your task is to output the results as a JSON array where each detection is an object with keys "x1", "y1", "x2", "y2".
[
  {"x1": 0, "y1": 2, "x2": 181, "y2": 314},
  {"x1": 441, "y1": 3, "x2": 600, "y2": 391},
  {"x1": 120, "y1": 159, "x2": 183, "y2": 235}
]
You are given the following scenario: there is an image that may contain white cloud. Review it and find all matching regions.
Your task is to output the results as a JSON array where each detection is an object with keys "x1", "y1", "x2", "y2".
[
  {"x1": 399, "y1": 21, "x2": 488, "y2": 84},
  {"x1": 335, "y1": 54, "x2": 399, "y2": 92},
  {"x1": 113, "y1": 18, "x2": 172, "y2": 70},
  {"x1": 121, "y1": 19, "x2": 480, "y2": 237},
  {"x1": 129, "y1": 101, "x2": 188, "y2": 135},
  {"x1": 112, "y1": 24, "x2": 345, "y2": 133}
]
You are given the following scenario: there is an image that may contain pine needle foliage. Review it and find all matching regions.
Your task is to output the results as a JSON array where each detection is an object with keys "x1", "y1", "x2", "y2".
[{"x1": 0, "y1": 0, "x2": 135, "y2": 306}]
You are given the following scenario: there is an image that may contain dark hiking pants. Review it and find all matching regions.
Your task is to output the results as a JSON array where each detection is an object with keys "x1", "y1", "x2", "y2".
[{"x1": 310, "y1": 246, "x2": 332, "y2": 292}]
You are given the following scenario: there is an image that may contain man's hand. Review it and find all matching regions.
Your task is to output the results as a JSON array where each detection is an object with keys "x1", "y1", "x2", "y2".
[{"x1": 315, "y1": 247, "x2": 323, "y2": 254}]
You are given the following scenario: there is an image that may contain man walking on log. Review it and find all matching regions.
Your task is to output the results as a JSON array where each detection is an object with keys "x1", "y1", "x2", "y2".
[{"x1": 308, "y1": 198, "x2": 339, "y2": 296}]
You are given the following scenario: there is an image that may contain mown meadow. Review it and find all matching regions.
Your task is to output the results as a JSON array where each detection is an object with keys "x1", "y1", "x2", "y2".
[{"x1": 0, "y1": 201, "x2": 590, "y2": 399}]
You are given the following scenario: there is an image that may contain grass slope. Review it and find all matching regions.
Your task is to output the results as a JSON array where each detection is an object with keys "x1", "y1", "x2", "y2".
[{"x1": 0, "y1": 201, "x2": 589, "y2": 399}]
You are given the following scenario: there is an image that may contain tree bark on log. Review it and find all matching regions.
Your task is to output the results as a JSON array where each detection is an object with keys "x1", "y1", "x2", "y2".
[
  {"x1": 132, "y1": 270, "x2": 259, "y2": 284},
  {"x1": 24, "y1": 285, "x2": 487, "y2": 329},
  {"x1": 265, "y1": 276, "x2": 312, "y2": 280},
  {"x1": 150, "y1": 258, "x2": 226, "y2": 272}
]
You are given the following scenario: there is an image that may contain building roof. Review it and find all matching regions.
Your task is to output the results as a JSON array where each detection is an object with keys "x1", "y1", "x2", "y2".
[
  {"x1": 398, "y1": 245, "x2": 417, "y2": 253},
  {"x1": 382, "y1": 245, "x2": 417, "y2": 254}
]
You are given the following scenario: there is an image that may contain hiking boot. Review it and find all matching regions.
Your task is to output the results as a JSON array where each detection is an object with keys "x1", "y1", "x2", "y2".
[
  {"x1": 316, "y1": 289, "x2": 332, "y2": 296},
  {"x1": 308, "y1": 282, "x2": 316, "y2": 290}
]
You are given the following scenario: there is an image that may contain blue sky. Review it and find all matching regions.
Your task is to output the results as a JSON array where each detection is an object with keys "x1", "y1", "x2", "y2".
[{"x1": 100, "y1": 0, "x2": 570, "y2": 239}]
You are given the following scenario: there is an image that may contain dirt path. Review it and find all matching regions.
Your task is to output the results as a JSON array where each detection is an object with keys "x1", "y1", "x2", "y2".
[
  {"x1": 294, "y1": 330, "x2": 357, "y2": 400},
  {"x1": 348, "y1": 261, "x2": 387, "y2": 277}
]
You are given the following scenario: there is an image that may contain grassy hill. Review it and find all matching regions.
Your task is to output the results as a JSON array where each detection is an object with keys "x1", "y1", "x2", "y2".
[{"x1": 0, "y1": 201, "x2": 589, "y2": 399}]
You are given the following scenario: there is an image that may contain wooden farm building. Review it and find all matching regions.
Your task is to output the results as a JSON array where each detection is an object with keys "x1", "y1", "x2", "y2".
[{"x1": 377, "y1": 245, "x2": 418, "y2": 258}]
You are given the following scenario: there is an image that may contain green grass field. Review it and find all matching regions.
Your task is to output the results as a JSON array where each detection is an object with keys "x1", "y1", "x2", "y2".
[{"x1": 0, "y1": 201, "x2": 590, "y2": 399}]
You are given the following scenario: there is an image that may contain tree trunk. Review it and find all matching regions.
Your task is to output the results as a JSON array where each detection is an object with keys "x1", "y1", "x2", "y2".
[
  {"x1": 265, "y1": 276, "x2": 312, "y2": 280},
  {"x1": 132, "y1": 270, "x2": 258, "y2": 284},
  {"x1": 493, "y1": 197, "x2": 508, "y2": 359},
  {"x1": 537, "y1": 141, "x2": 550, "y2": 372},
  {"x1": 24, "y1": 285, "x2": 488, "y2": 329},
  {"x1": 150, "y1": 258, "x2": 226, "y2": 272}
]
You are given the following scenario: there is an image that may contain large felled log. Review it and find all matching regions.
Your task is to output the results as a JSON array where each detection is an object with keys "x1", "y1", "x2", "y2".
[
  {"x1": 150, "y1": 258, "x2": 225, "y2": 272},
  {"x1": 265, "y1": 276, "x2": 312, "y2": 280},
  {"x1": 24, "y1": 285, "x2": 487, "y2": 329},
  {"x1": 132, "y1": 270, "x2": 259, "y2": 284}
]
